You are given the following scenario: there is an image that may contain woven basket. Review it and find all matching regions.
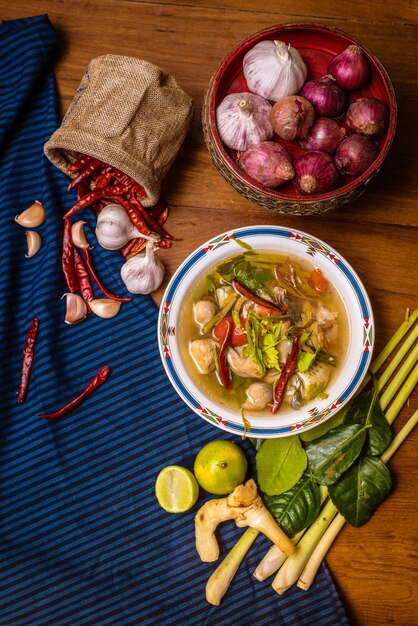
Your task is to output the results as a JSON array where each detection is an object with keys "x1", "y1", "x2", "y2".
[{"x1": 202, "y1": 24, "x2": 397, "y2": 216}]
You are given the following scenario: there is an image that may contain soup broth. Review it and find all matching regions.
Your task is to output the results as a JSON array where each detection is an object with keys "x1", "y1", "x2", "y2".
[{"x1": 178, "y1": 249, "x2": 349, "y2": 417}]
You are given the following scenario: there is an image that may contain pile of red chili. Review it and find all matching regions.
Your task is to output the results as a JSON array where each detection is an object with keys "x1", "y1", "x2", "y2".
[{"x1": 61, "y1": 154, "x2": 174, "y2": 309}]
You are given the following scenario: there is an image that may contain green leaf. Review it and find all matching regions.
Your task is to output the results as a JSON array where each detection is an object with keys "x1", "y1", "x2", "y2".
[
  {"x1": 261, "y1": 332, "x2": 280, "y2": 370},
  {"x1": 306, "y1": 423, "x2": 368, "y2": 486},
  {"x1": 256, "y1": 436, "x2": 307, "y2": 496},
  {"x1": 297, "y1": 351, "x2": 317, "y2": 373},
  {"x1": 263, "y1": 472, "x2": 321, "y2": 538},
  {"x1": 328, "y1": 455, "x2": 392, "y2": 527},
  {"x1": 344, "y1": 382, "x2": 392, "y2": 456},
  {"x1": 300, "y1": 411, "x2": 346, "y2": 443},
  {"x1": 232, "y1": 309, "x2": 241, "y2": 328},
  {"x1": 234, "y1": 238, "x2": 253, "y2": 251},
  {"x1": 234, "y1": 267, "x2": 273, "y2": 298}
]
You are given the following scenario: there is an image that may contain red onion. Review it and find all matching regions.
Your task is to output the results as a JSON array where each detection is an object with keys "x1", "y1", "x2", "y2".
[
  {"x1": 294, "y1": 151, "x2": 339, "y2": 195},
  {"x1": 335, "y1": 134, "x2": 379, "y2": 177},
  {"x1": 346, "y1": 97, "x2": 388, "y2": 137},
  {"x1": 301, "y1": 75, "x2": 345, "y2": 117},
  {"x1": 301, "y1": 117, "x2": 346, "y2": 154},
  {"x1": 271, "y1": 95, "x2": 315, "y2": 141},
  {"x1": 238, "y1": 141, "x2": 295, "y2": 188},
  {"x1": 328, "y1": 45, "x2": 369, "y2": 90}
]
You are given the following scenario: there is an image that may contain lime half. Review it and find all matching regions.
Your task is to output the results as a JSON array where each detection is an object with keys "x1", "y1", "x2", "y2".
[{"x1": 155, "y1": 465, "x2": 199, "y2": 513}]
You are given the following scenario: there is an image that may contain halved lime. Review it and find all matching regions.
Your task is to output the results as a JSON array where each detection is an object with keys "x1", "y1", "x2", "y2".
[{"x1": 155, "y1": 465, "x2": 199, "y2": 513}]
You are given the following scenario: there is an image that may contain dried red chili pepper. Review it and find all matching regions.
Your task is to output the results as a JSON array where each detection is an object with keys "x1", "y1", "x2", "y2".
[
  {"x1": 107, "y1": 195, "x2": 153, "y2": 237},
  {"x1": 94, "y1": 166, "x2": 114, "y2": 189},
  {"x1": 149, "y1": 203, "x2": 169, "y2": 221},
  {"x1": 17, "y1": 317, "x2": 39, "y2": 404},
  {"x1": 39, "y1": 365, "x2": 110, "y2": 420},
  {"x1": 232, "y1": 279, "x2": 288, "y2": 315},
  {"x1": 73, "y1": 247, "x2": 94, "y2": 303},
  {"x1": 121, "y1": 238, "x2": 139, "y2": 258},
  {"x1": 130, "y1": 195, "x2": 175, "y2": 241},
  {"x1": 218, "y1": 318, "x2": 233, "y2": 390},
  {"x1": 62, "y1": 219, "x2": 80, "y2": 293},
  {"x1": 272, "y1": 335, "x2": 300, "y2": 414},
  {"x1": 64, "y1": 184, "x2": 127, "y2": 219},
  {"x1": 68, "y1": 154, "x2": 93, "y2": 174},
  {"x1": 68, "y1": 159, "x2": 103, "y2": 191},
  {"x1": 82, "y1": 247, "x2": 132, "y2": 302}
]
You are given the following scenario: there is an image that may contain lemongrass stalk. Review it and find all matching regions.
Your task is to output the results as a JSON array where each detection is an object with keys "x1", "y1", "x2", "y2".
[
  {"x1": 271, "y1": 499, "x2": 338, "y2": 594},
  {"x1": 253, "y1": 485, "x2": 328, "y2": 581},
  {"x1": 370, "y1": 309, "x2": 418, "y2": 375},
  {"x1": 298, "y1": 409, "x2": 418, "y2": 590},
  {"x1": 206, "y1": 528, "x2": 259, "y2": 606},
  {"x1": 385, "y1": 362, "x2": 418, "y2": 425},
  {"x1": 380, "y1": 344, "x2": 418, "y2": 410},
  {"x1": 253, "y1": 531, "x2": 303, "y2": 581},
  {"x1": 377, "y1": 322, "x2": 418, "y2": 391}
]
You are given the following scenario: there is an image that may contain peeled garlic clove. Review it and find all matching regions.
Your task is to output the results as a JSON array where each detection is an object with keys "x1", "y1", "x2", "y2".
[
  {"x1": 25, "y1": 231, "x2": 42, "y2": 258},
  {"x1": 89, "y1": 298, "x2": 122, "y2": 319},
  {"x1": 15, "y1": 200, "x2": 45, "y2": 227},
  {"x1": 71, "y1": 220, "x2": 90, "y2": 248},
  {"x1": 62, "y1": 293, "x2": 88, "y2": 325}
]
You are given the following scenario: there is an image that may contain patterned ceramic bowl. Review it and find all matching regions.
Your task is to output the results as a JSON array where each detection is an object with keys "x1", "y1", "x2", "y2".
[
  {"x1": 202, "y1": 23, "x2": 397, "y2": 215},
  {"x1": 158, "y1": 226, "x2": 374, "y2": 438}
]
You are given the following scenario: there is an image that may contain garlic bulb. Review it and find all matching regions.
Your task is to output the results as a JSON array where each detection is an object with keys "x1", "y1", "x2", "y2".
[
  {"x1": 95, "y1": 203, "x2": 158, "y2": 250},
  {"x1": 216, "y1": 92, "x2": 273, "y2": 151},
  {"x1": 120, "y1": 242, "x2": 165, "y2": 294},
  {"x1": 243, "y1": 40, "x2": 307, "y2": 102}
]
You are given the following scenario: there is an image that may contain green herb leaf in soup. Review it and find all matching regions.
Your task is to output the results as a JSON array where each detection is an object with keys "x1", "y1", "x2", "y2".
[
  {"x1": 256, "y1": 436, "x2": 307, "y2": 496},
  {"x1": 263, "y1": 472, "x2": 322, "y2": 538},
  {"x1": 328, "y1": 455, "x2": 392, "y2": 527},
  {"x1": 306, "y1": 423, "x2": 368, "y2": 486}
]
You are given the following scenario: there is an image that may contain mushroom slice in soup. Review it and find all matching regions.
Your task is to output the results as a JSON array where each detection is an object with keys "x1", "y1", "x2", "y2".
[
  {"x1": 227, "y1": 346, "x2": 263, "y2": 379},
  {"x1": 194, "y1": 297, "x2": 218, "y2": 326},
  {"x1": 189, "y1": 339, "x2": 217, "y2": 374},
  {"x1": 242, "y1": 382, "x2": 273, "y2": 411}
]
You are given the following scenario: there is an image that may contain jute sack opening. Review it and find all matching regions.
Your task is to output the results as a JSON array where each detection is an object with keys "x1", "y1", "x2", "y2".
[{"x1": 44, "y1": 55, "x2": 193, "y2": 207}]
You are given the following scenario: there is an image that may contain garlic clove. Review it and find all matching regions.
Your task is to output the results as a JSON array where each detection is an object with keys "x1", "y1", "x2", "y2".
[
  {"x1": 62, "y1": 293, "x2": 88, "y2": 325},
  {"x1": 25, "y1": 231, "x2": 42, "y2": 258},
  {"x1": 15, "y1": 200, "x2": 45, "y2": 228},
  {"x1": 89, "y1": 298, "x2": 122, "y2": 319},
  {"x1": 71, "y1": 220, "x2": 90, "y2": 248}
]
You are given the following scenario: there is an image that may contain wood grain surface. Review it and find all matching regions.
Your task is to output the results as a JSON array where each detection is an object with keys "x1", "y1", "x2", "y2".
[{"x1": 2, "y1": 1, "x2": 417, "y2": 624}]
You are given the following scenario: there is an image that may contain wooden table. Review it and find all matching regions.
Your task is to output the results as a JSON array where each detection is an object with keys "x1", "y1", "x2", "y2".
[{"x1": 2, "y1": 1, "x2": 417, "y2": 624}]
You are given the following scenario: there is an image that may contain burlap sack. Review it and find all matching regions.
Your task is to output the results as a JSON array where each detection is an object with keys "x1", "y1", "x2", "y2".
[{"x1": 44, "y1": 55, "x2": 193, "y2": 207}]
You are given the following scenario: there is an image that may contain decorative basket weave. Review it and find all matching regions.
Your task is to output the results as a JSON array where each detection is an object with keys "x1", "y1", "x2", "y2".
[{"x1": 202, "y1": 24, "x2": 397, "y2": 216}]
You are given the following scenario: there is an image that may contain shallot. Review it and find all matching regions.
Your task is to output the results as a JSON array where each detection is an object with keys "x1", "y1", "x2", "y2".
[
  {"x1": 238, "y1": 142, "x2": 295, "y2": 188},
  {"x1": 216, "y1": 92, "x2": 273, "y2": 151},
  {"x1": 300, "y1": 118, "x2": 345, "y2": 154},
  {"x1": 242, "y1": 40, "x2": 307, "y2": 102},
  {"x1": 335, "y1": 134, "x2": 379, "y2": 177},
  {"x1": 271, "y1": 96, "x2": 315, "y2": 141},
  {"x1": 346, "y1": 97, "x2": 388, "y2": 137},
  {"x1": 301, "y1": 75, "x2": 345, "y2": 118},
  {"x1": 294, "y1": 151, "x2": 339, "y2": 195},
  {"x1": 328, "y1": 45, "x2": 369, "y2": 90}
]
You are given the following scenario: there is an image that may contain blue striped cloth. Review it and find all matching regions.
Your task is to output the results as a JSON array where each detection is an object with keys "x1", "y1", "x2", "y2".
[{"x1": 0, "y1": 15, "x2": 350, "y2": 625}]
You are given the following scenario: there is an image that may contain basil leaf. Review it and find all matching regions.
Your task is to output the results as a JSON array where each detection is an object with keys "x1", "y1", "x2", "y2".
[
  {"x1": 256, "y1": 436, "x2": 307, "y2": 496},
  {"x1": 306, "y1": 423, "x2": 367, "y2": 485},
  {"x1": 263, "y1": 472, "x2": 321, "y2": 538},
  {"x1": 328, "y1": 455, "x2": 392, "y2": 527},
  {"x1": 345, "y1": 382, "x2": 392, "y2": 456}
]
